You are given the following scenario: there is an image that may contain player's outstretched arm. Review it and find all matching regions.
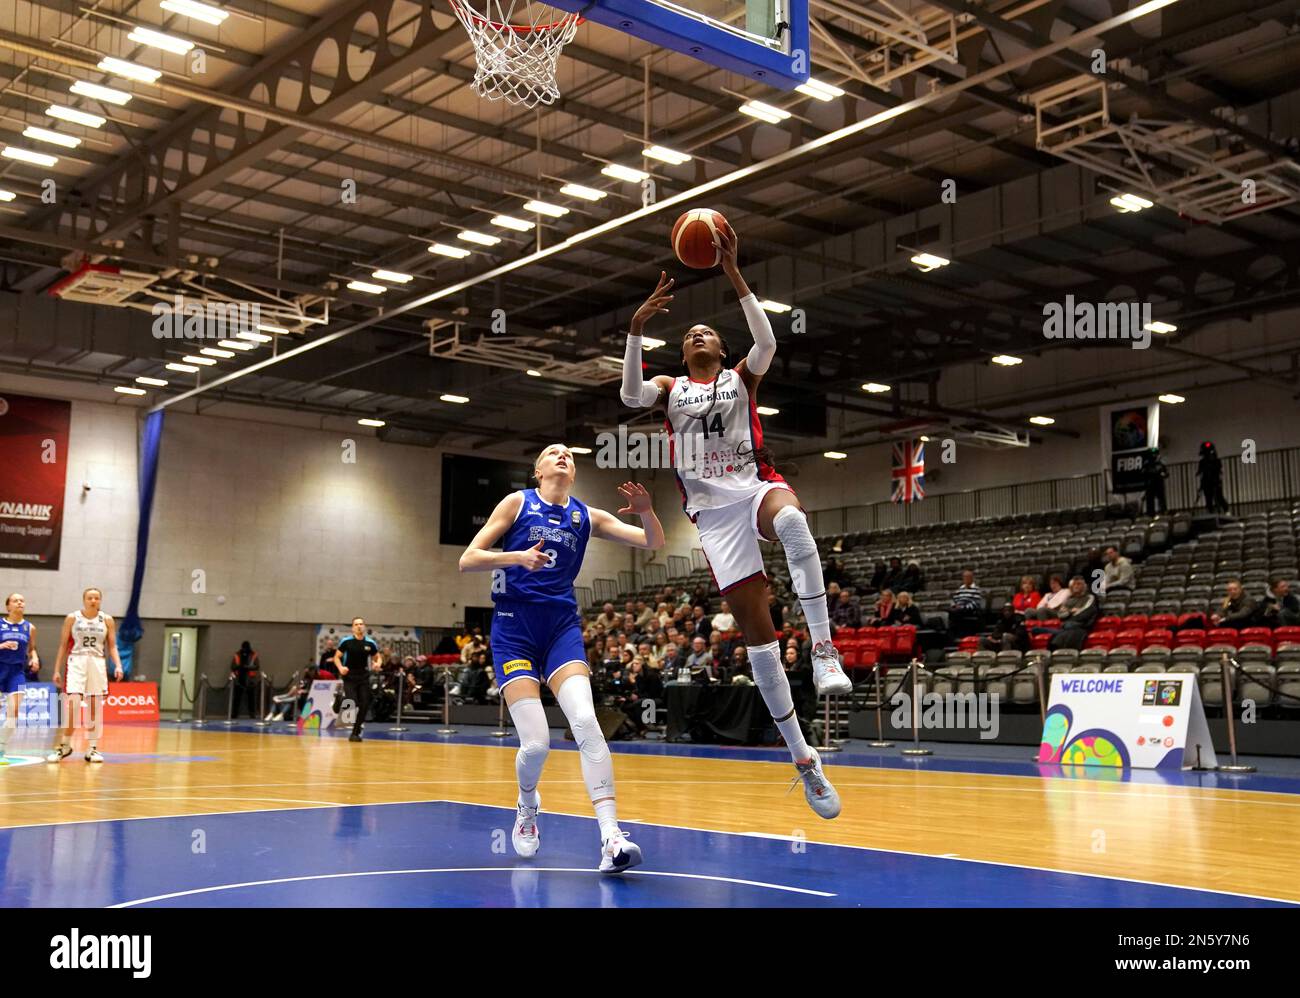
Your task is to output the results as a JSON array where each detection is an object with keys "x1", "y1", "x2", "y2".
[
  {"x1": 719, "y1": 227, "x2": 775, "y2": 391},
  {"x1": 53, "y1": 613, "x2": 73, "y2": 683},
  {"x1": 105, "y1": 615, "x2": 124, "y2": 681},
  {"x1": 622, "y1": 272, "x2": 677, "y2": 409},
  {"x1": 589, "y1": 482, "x2": 665, "y2": 550},
  {"x1": 458, "y1": 493, "x2": 547, "y2": 572}
]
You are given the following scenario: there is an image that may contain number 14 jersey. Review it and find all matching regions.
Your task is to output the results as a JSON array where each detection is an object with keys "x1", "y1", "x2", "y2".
[{"x1": 665, "y1": 368, "x2": 787, "y2": 519}]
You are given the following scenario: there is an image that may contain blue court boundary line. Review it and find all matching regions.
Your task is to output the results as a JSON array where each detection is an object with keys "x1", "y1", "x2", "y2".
[{"x1": 179, "y1": 722, "x2": 1300, "y2": 796}]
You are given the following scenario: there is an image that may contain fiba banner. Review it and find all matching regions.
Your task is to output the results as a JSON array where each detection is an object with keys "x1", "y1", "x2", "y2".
[
  {"x1": 1101, "y1": 401, "x2": 1159, "y2": 495},
  {"x1": 0, "y1": 682, "x2": 56, "y2": 727},
  {"x1": 103, "y1": 682, "x2": 160, "y2": 723},
  {"x1": 298, "y1": 679, "x2": 342, "y2": 731},
  {"x1": 1038, "y1": 672, "x2": 1217, "y2": 770},
  {"x1": 0, "y1": 393, "x2": 72, "y2": 570}
]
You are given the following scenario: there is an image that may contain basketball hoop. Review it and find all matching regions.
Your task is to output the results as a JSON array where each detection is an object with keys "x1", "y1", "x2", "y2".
[{"x1": 449, "y1": 0, "x2": 584, "y2": 108}]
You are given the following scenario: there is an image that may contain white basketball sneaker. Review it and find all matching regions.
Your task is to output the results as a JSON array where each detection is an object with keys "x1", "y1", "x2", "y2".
[
  {"x1": 85, "y1": 749, "x2": 105, "y2": 764},
  {"x1": 790, "y1": 747, "x2": 842, "y2": 819},
  {"x1": 45, "y1": 744, "x2": 72, "y2": 763},
  {"x1": 598, "y1": 831, "x2": 643, "y2": 875},
  {"x1": 512, "y1": 795, "x2": 540, "y2": 858},
  {"x1": 811, "y1": 641, "x2": 852, "y2": 695}
]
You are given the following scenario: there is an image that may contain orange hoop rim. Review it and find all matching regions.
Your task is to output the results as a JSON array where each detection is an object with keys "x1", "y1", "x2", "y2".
[{"x1": 449, "y1": 0, "x2": 585, "y2": 35}]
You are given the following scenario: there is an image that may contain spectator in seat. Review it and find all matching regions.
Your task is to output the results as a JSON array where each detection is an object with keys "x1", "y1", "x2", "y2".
[
  {"x1": 691, "y1": 583, "x2": 711, "y2": 610},
  {"x1": 868, "y1": 588, "x2": 895, "y2": 627},
  {"x1": 731, "y1": 644, "x2": 750, "y2": 682},
  {"x1": 689, "y1": 605, "x2": 712, "y2": 642},
  {"x1": 1013, "y1": 576, "x2": 1042, "y2": 615},
  {"x1": 830, "y1": 589, "x2": 862, "y2": 633},
  {"x1": 710, "y1": 637, "x2": 729, "y2": 678},
  {"x1": 1033, "y1": 576, "x2": 1098, "y2": 649},
  {"x1": 685, "y1": 635, "x2": 714, "y2": 680},
  {"x1": 460, "y1": 631, "x2": 487, "y2": 664},
  {"x1": 711, "y1": 599, "x2": 736, "y2": 634},
  {"x1": 888, "y1": 591, "x2": 923, "y2": 627},
  {"x1": 766, "y1": 585, "x2": 786, "y2": 634},
  {"x1": 595, "y1": 603, "x2": 620, "y2": 631},
  {"x1": 636, "y1": 641, "x2": 660, "y2": 671},
  {"x1": 601, "y1": 637, "x2": 623, "y2": 674},
  {"x1": 1261, "y1": 577, "x2": 1300, "y2": 628},
  {"x1": 982, "y1": 605, "x2": 1028, "y2": 652},
  {"x1": 634, "y1": 600, "x2": 656, "y2": 631},
  {"x1": 948, "y1": 570, "x2": 986, "y2": 638},
  {"x1": 1032, "y1": 575, "x2": 1070, "y2": 620},
  {"x1": 823, "y1": 557, "x2": 851, "y2": 589},
  {"x1": 869, "y1": 561, "x2": 888, "y2": 592},
  {"x1": 661, "y1": 643, "x2": 682, "y2": 679},
  {"x1": 882, "y1": 556, "x2": 905, "y2": 592},
  {"x1": 317, "y1": 638, "x2": 339, "y2": 678},
  {"x1": 1102, "y1": 546, "x2": 1135, "y2": 594},
  {"x1": 1209, "y1": 579, "x2": 1258, "y2": 630},
  {"x1": 899, "y1": 560, "x2": 924, "y2": 593}
]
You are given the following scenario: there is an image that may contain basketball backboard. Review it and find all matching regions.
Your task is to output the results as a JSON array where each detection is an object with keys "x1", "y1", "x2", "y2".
[{"x1": 548, "y1": 0, "x2": 809, "y2": 89}]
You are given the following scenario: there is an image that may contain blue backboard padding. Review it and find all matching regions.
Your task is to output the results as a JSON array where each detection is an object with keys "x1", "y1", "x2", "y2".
[{"x1": 549, "y1": 0, "x2": 810, "y2": 89}]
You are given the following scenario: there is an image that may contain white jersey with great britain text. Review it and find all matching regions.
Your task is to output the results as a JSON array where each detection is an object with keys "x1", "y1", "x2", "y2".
[
  {"x1": 664, "y1": 368, "x2": 786, "y2": 518},
  {"x1": 70, "y1": 610, "x2": 108, "y2": 660}
]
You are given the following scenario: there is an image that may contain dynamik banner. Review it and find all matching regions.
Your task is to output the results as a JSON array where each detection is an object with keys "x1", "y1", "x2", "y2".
[{"x1": 0, "y1": 393, "x2": 71, "y2": 571}]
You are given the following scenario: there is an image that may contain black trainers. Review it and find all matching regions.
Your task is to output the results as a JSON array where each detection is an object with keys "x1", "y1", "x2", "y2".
[{"x1": 349, "y1": 733, "x2": 362, "y2": 742}]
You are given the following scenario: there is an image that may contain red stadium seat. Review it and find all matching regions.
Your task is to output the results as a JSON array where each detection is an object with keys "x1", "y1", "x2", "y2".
[
  {"x1": 958, "y1": 636, "x2": 981, "y2": 652},
  {"x1": 1038, "y1": 617, "x2": 1062, "y2": 630},
  {"x1": 1094, "y1": 616, "x2": 1122, "y2": 631},
  {"x1": 1274, "y1": 626, "x2": 1300, "y2": 644},
  {"x1": 1147, "y1": 614, "x2": 1177, "y2": 630},
  {"x1": 1084, "y1": 632, "x2": 1114, "y2": 649},
  {"x1": 1120, "y1": 614, "x2": 1149, "y2": 630},
  {"x1": 841, "y1": 649, "x2": 859, "y2": 669},
  {"x1": 1114, "y1": 628, "x2": 1145, "y2": 647},
  {"x1": 1031, "y1": 633, "x2": 1052, "y2": 650},
  {"x1": 1141, "y1": 629, "x2": 1173, "y2": 650},
  {"x1": 1206, "y1": 628, "x2": 1240, "y2": 647},
  {"x1": 1174, "y1": 629, "x2": 1206, "y2": 648},
  {"x1": 1239, "y1": 627, "x2": 1274, "y2": 649},
  {"x1": 892, "y1": 625, "x2": 918, "y2": 657},
  {"x1": 1177, "y1": 612, "x2": 1207, "y2": 628}
]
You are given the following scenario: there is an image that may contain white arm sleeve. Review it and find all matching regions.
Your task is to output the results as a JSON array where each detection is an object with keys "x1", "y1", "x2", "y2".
[
  {"x1": 621, "y1": 334, "x2": 660, "y2": 408},
  {"x1": 740, "y1": 293, "x2": 776, "y2": 376}
]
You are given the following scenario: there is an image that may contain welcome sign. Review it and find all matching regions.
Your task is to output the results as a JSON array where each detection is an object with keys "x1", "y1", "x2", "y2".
[{"x1": 1038, "y1": 672, "x2": 1217, "y2": 770}]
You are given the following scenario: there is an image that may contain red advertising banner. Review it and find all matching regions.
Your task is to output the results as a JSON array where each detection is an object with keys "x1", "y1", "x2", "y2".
[
  {"x1": 104, "y1": 682, "x2": 160, "y2": 723},
  {"x1": 0, "y1": 393, "x2": 71, "y2": 570}
]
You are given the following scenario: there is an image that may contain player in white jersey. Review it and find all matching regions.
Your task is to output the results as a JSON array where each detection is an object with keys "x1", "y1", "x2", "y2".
[
  {"x1": 47, "y1": 587, "x2": 123, "y2": 763},
  {"x1": 620, "y1": 226, "x2": 850, "y2": 819}
]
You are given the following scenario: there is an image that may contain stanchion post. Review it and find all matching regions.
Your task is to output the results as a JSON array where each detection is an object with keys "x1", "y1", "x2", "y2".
[
  {"x1": 437, "y1": 668, "x2": 457, "y2": 735},
  {"x1": 1031, "y1": 655, "x2": 1047, "y2": 760},
  {"x1": 491, "y1": 693, "x2": 509, "y2": 737},
  {"x1": 869, "y1": 661, "x2": 893, "y2": 748},
  {"x1": 222, "y1": 675, "x2": 236, "y2": 726},
  {"x1": 1216, "y1": 652, "x2": 1256, "y2": 773},
  {"x1": 901, "y1": 657, "x2": 932, "y2": 756},
  {"x1": 819, "y1": 693, "x2": 842, "y2": 753},
  {"x1": 193, "y1": 675, "x2": 208, "y2": 726},
  {"x1": 254, "y1": 673, "x2": 271, "y2": 727},
  {"x1": 177, "y1": 676, "x2": 190, "y2": 723},
  {"x1": 390, "y1": 666, "x2": 409, "y2": 733}
]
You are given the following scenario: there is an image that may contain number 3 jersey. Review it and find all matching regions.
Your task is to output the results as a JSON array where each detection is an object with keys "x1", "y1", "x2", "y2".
[
  {"x1": 665, "y1": 368, "x2": 787, "y2": 518},
  {"x1": 492, "y1": 488, "x2": 591, "y2": 608}
]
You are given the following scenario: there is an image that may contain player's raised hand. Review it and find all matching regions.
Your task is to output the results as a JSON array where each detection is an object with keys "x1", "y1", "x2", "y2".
[
  {"x1": 617, "y1": 482, "x2": 652, "y2": 514},
  {"x1": 517, "y1": 539, "x2": 549, "y2": 571},
  {"x1": 718, "y1": 225, "x2": 739, "y2": 274},
  {"x1": 631, "y1": 272, "x2": 674, "y2": 332}
]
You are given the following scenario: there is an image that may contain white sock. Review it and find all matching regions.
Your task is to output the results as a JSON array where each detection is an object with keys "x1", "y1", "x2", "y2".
[
  {"x1": 555, "y1": 674, "x2": 620, "y2": 840},
  {"x1": 0, "y1": 721, "x2": 12, "y2": 751},
  {"x1": 773, "y1": 505, "x2": 832, "y2": 646},
  {"x1": 748, "y1": 640, "x2": 812, "y2": 763},
  {"x1": 507, "y1": 697, "x2": 550, "y2": 807}
]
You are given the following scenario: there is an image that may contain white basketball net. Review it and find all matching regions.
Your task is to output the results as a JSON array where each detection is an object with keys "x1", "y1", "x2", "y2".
[{"x1": 448, "y1": 1, "x2": 584, "y2": 108}]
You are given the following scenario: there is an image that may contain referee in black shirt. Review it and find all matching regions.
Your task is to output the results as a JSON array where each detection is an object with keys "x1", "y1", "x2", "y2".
[{"x1": 333, "y1": 617, "x2": 382, "y2": 742}]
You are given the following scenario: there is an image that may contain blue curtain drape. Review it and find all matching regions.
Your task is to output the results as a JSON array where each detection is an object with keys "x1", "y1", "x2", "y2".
[{"x1": 116, "y1": 410, "x2": 164, "y2": 675}]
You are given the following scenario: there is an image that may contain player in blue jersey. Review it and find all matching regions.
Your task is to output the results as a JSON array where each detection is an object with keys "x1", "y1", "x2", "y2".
[
  {"x1": 460, "y1": 444, "x2": 665, "y2": 873},
  {"x1": 0, "y1": 593, "x2": 40, "y2": 765}
]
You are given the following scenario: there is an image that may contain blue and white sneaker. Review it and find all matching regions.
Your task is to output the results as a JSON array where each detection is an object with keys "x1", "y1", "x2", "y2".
[
  {"x1": 512, "y1": 794, "x2": 540, "y2": 858},
  {"x1": 598, "y1": 831, "x2": 642, "y2": 875},
  {"x1": 790, "y1": 747, "x2": 842, "y2": 819},
  {"x1": 811, "y1": 641, "x2": 852, "y2": 695}
]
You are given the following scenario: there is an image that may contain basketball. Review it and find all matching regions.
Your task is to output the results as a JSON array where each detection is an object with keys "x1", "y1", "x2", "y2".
[{"x1": 671, "y1": 209, "x2": 732, "y2": 269}]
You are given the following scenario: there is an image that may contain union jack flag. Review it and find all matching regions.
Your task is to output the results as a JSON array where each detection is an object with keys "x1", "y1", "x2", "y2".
[{"x1": 891, "y1": 438, "x2": 925, "y2": 503}]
